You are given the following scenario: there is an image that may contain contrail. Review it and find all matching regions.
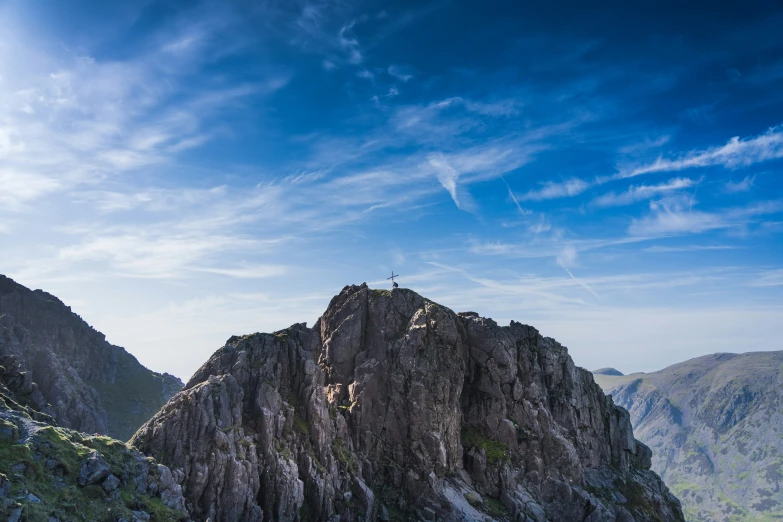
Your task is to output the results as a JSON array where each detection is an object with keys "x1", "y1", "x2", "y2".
[
  {"x1": 501, "y1": 176, "x2": 530, "y2": 215},
  {"x1": 563, "y1": 266, "x2": 600, "y2": 300}
]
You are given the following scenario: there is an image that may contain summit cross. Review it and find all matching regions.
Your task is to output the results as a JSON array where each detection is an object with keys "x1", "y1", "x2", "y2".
[{"x1": 387, "y1": 272, "x2": 400, "y2": 288}]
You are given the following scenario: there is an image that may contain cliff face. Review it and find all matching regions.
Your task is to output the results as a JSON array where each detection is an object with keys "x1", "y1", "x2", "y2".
[
  {"x1": 594, "y1": 352, "x2": 783, "y2": 521},
  {"x1": 133, "y1": 284, "x2": 683, "y2": 522},
  {"x1": 0, "y1": 274, "x2": 183, "y2": 441}
]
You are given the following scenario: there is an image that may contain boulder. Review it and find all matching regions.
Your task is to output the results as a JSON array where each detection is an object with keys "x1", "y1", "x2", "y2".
[{"x1": 78, "y1": 451, "x2": 110, "y2": 487}]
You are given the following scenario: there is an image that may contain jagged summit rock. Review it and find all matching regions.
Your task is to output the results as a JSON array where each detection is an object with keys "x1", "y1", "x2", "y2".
[
  {"x1": 592, "y1": 368, "x2": 624, "y2": 376},
  {"x1": 133, "y1": 283, "x2": 683, "y2": 521},
  {"x1": 0, "y1": 274, "x2": 183, "y2": 440}
]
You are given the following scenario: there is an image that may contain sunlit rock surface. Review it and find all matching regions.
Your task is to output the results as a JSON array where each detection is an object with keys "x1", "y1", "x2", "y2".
[{"x1": 134, "y1": 284, "x2": 683, "y2": 521}]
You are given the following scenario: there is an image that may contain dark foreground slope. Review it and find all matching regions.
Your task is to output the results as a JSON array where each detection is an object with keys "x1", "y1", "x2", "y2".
[
  {"x1": 594, "y1": 352, "x2": 783, "y2": 521},
  {"x1": 133, "y1": 284, "x2": 683, "y2": 522},
  {"x1": 0, "y1": 274, "x2": 183, "y2": 440},
  {"x1": 0, "y1": 347, "x2": 188, "y2": 521}
]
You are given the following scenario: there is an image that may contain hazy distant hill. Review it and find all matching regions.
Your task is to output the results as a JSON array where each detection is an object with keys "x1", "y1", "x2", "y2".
[
  {"x1": 0, "y1": 274, "x2": 183, "y2": 440},
  {"x1": 594, "y1": 352, "x2": 783, "y2": 521},
  {"x1": 592, "y1": 367, "x2": 624, "y2": 376}
]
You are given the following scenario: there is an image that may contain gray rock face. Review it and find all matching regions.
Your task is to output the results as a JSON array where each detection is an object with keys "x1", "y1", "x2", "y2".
[
  {"x1": 0, "y1": 274, "x2": 184, "y2": 440},
  {"x1": 594, "y1": 352, "x2": 783, "y2": 521},
  {"x1": 133, "y1": 284, "x2": 683, "y2": 521}
]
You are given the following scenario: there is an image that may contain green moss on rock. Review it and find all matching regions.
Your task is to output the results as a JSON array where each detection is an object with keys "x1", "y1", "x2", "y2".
[
  {"x1": 0, "y1": 411, "x2": 186, "y2": 522},
  {"x1": 461, "y1": 427, "x2": 509, "y2": 464}
]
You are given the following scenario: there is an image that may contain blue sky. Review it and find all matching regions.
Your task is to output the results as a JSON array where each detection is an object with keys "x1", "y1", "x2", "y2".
[{"x1": 1, "y1": 0, "x2": 782, "y2": 380}]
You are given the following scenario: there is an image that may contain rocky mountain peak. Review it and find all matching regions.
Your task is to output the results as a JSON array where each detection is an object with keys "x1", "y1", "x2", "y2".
[{"x1": 133, "y1": 283, "x2": 683, "y2": 521}]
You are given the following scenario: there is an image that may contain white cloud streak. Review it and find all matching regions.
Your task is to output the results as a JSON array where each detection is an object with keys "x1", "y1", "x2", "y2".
[
  {"x1": 629, "y1": 197, "x2": 783, "y2": 237},
  {"x1": 724, "y1": 175, "x2": 756, "y2": 193},
  {"x1": 642, "y1": 244, "x2": 736, "y2": 253},
  {"x1": 387, "y1": 65, "x2": 412, "y2": 82},
  {"x1": 749, "y1": 269, "x2": 783, "y2": 287},
  {"x1": 616, "y1": 126, "x2": 783, "y2": 180},
  {"x1": 519, "y1": 178, "x2": 590, "y2": 201},
  {"x1": 592, "y1": 177, "x2": 698, "y2": 207},
  {"x1": 515, "y1": 126, "x2": 782, "y2": 203}
]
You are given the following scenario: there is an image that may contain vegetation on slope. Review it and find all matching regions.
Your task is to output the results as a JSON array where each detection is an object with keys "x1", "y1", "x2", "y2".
[
  {"x1": 88, "y1": 350, "x2": 178, "y2": 442},
  {"x1": 0, "y1": 404, "x2": 185, "y2": 521},
  {"x1": 594, "y1": 352, "x2": 783, "y2": 521}
]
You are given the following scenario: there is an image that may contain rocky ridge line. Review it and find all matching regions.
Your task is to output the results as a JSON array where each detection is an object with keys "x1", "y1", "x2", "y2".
[
  {"x1": 0, "y1": 274, "x2": 184, "y2": 440},
  {"x1": 133, "y1": 284, "x2": 683, "y2": 521}
]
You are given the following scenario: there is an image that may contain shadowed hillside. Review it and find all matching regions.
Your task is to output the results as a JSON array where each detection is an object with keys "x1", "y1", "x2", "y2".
[{"x1": 0, "y1": 275, "x2": 183, "y2": 440}]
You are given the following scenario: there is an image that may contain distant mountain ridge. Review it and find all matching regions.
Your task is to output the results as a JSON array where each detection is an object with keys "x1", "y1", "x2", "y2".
[
  {"x1": 0, "y1": 274, "x2": 183, "y2": 440},
  {"x1": 594, "y1": 352, "x2": 783, "y2": 521},
  {"x1": 592, "y1": 367, "x2": 624, "y2": 376}
]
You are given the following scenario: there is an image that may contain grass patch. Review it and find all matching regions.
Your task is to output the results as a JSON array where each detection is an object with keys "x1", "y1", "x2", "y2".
[
  {"x1": 293, "y1": 414, "x2": 309, "y2": 436},
  {"x1": 482, "y1": 495, "x2": 509, "y2": 518},
  {"x1": 461, "y1": 427, "x2": 509, "y2": 465},
  {"x1": 331, "y1": 438, "x2": 358, "y2": 474},
  {"x1": 0, "y1": 413, "x2": 186, "y2": 522},
  {"x1": 464, "y1": 492, "x2": 481, "y2": 507}
]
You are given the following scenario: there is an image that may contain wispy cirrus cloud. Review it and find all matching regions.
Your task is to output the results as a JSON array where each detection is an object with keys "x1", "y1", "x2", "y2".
[
  {"x1": 519, "y1": 178, "x2": 591, "y2": 201},
  {"x1": 749, "y1": 269, "x2": 783, "y2": 287},
  {"x1": 390, "y1": 96, "x2": 522, "y2": 141},
  {"x1": 387, "y1": 65, "x2": 413, "y2": 82},
  {"x1": 56, "y1": 232, "x2": 264, "y2": 280},
  {"x1": 291, "y1": 4, "x2": 367, "y2": 67},
  {"x1": 724, "y1": 175, "x2": 756, "y2": 193},
  {"x1": 337, "y1": 21, "x2": 363, "y2": 64},
  {"x1": 420, "y1": 261, "x2": 758, "y2": 313},
  {"x1": 618, "y1": 135, "x2": 671, "y2": 155},
  {"x1": 592, "y1": 177, "x2": 699, "y2": 207},
  {"x1": 629, "y1": 196, "x2": 783, "y2": 236},
  {"x1": 190, "y1": 264, "x2": 288, "y2": 279},
  {"x1": 642, "y1": 244, "x2": 736, "y2": 253},
  {"x1": 515, "y1": 126, "x2": 782, "y2": 204},
  {"x1": 428, "y1": 153, "x2": 476, "y2": 212},
  {"x1": 615, "y1": 125, "x2": 783, "y2": 180},
  {"x1": 0, "y1": 171, "x2": 61, "y2": 210},
  {"x1": 0, "y1": 10, "x2": 287, "y2": 211}
]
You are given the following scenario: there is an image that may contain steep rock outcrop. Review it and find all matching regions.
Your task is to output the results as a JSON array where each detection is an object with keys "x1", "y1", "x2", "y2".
[
  {"x1": 594, "y1": 352, "x2": 783, "y2": 521},
  {"x1": 0, "y1": 274, "x2": 184, "y2": 440},
  {"x1": 133, "y1": 285, "x2": 683, "y2": 521}
]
